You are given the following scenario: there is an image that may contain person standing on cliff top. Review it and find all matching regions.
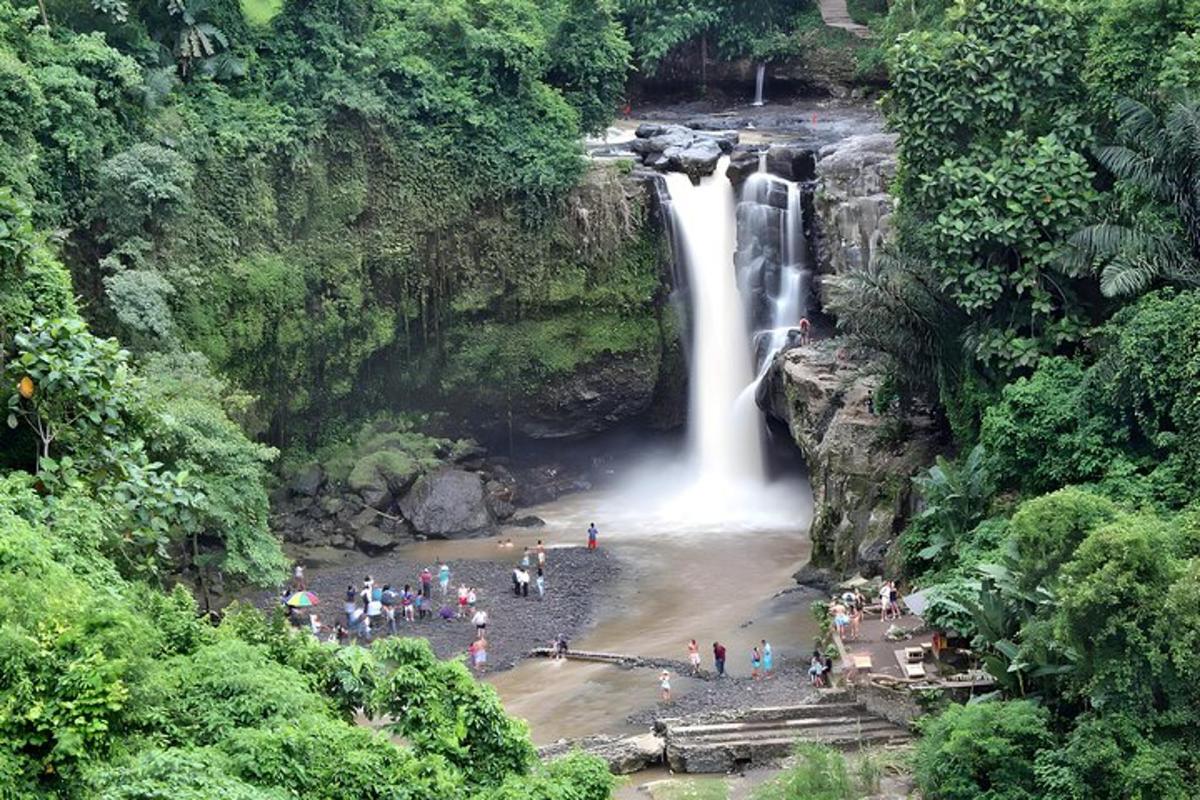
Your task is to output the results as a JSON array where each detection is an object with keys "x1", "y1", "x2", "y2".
[
  {"x1": 587, "y1": 523, "x2": 598, "y2": 550},
  {"x1": 713, "y1": 642, "x2": 727, "y2": 676}
]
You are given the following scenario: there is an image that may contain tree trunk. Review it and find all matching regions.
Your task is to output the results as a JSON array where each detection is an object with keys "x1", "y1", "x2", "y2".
[{"x1": 35, "y1": 0, "x2": 48, "y2": 27}]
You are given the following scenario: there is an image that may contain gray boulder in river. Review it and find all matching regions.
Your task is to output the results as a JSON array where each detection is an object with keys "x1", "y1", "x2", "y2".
[{"x1": 399, "y1": 468, "x2": 496, "y2": 538}]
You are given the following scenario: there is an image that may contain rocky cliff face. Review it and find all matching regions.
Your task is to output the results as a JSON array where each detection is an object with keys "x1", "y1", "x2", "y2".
[
  {"x1": 813, "y1": 133, "x2": 898, "y2": 293},
  {"x1": 759, "y1": 340, "x2": 942, "y2": 576}
]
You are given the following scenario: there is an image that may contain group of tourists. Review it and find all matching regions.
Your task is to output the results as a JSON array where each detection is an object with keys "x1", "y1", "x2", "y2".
[
  {"x1": 509, "y1": 540, "x2": 549, "y2": 599},
  {"x1": 296, "y1": 561, "x2": 467, "y2": 645},
  {"x1": 660, "y1": 638, "x2": 775, "y2": 701}
]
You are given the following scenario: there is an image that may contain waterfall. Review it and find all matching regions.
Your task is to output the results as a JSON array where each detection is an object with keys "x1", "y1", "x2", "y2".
[
  {"x1": 736, "y1": 170, "x2": 810, "y2": 374},
  {"x1": 662, "y1": 161, "x2": 766, "y2": 484},
  {"x1": 751, "y1": 63, "x2": 767, "y2": 106}
]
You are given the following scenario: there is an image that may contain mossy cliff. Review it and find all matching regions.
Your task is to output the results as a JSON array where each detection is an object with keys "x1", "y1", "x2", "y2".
[{"x1": 96, "y1": 112, "x2": 682, "y2": 448}]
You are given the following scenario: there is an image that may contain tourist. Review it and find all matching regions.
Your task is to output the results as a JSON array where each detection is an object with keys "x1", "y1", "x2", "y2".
[
  {"x1": 798, "y1": 316, "x2": 811, "y2": 346},
  {"x1": 687, "y1": 639, "x2": 701, "y2": 674},
  {"x1": 832, "y1": 600, "x2": 850, "y2": 639},
  {"x1": 367, "y1": 582, "x2": 384, "y2": 630},
  {"x1": 520, "y1": 548, "x2": 531, "y2": 569},
  {"x1": 889, "y1": 581, "x2": 902, "y2": 619},
  {"x1": 762, "y1": 639, "x2": 774, "y2": 678},
  {"x1": 504, "y1": 538, "x2": 514, "y2": 549},
  {"x1": 554, "y1": 633, "x2": 569, "y2": 659},
  {"x1": 382, "y1": 584, "x2": 398, "y2": 634},
  {"x1": 713, "y1": 641, "x2": 726, "y2": 677},
  {"x1": 879, "y1": 583, "x2": 891, "y2": 622},
  {"x1": 536, "y1": 567, "x2": 545, "y2": 599},
  {"x1": 291, "y1": 562, "x2": 306, "y2": 591},
  {"x1": 344, "y1": 585, "x2": 357, "y2": 622},
  {"x1": 469, "y1": 637, "x2": 488, "y2": 673},
  {"x1": 468, "y1": 587, "x2": 478, "y2": 610},
  {"x1": 414, "y1": 593, "x2": 426, "y2": 621},
  {"x1": 512, "y1": 566, "x2": 522, "y2": 597},
  {"x1": 809, "y1": 651, "x2": 824, "y2": 687},
  {"x1": 402, "y1": 585, "x2": 415, "y2": 622},
  {"x1": 349, "y1": 605, "x2": 370, "y2": 642},
  {"x1": 457, "y1": 584, "x2": 469, "y2": 618},
  {"x1": 751, "y1": 645, "x2": 762, "y2": 680},
  {"x1": 850, "y1": 599, "x2": 862, "y2": 640},
  {"x1": 420, "y1": 567, "x2": 433, "y2": 600},
  {"x1": 587, "y1": 522, "x2": 598, "y2": 550},
  {"x1": 536, "y1": 539, "x2": 547, "y2": 568},
  {"x1": 823, "y1": 654, "x2": 834, "y2": 686},
  {"x1": 309, "y1": 613, "x2": 321, "y2": 637},
  {"x1": 334, "y1": 623, "x2": 349, "y2": 646},
  {"x1": 439, "y1": 603, "x2": 455, "y2": 622},
  {"x1": 659, "y1": 669, "x2": 672, "y2": 702},
  {"x1": 517, "y1": 567, "x2": 530, "y2": 598},
  {"x1": 439, "y1": 561, "x2": 451, "y2": 596},
  {"x1": 472, "y1": 608, "x2": 489, "y2": 639}
]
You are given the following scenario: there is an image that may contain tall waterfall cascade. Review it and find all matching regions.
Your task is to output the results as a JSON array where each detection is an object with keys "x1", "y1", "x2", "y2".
[
  {"x1": 752, "y1": 63, "x2": 767, "y2": 106},
  {"x1": 737, "y1": 170, "x2": 810, "y2": 374},
  {"x1": 608, "y1": 157, "x2": 812, "y2": 532},
  {"x1": 662, "y1": 163, "x2": 766, "y2": 485}
]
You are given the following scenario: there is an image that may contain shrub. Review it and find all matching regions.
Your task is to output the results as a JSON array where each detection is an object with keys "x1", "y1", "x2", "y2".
[{"x1": 915, "y1": 700, "x2": 1054, "y2": 800}]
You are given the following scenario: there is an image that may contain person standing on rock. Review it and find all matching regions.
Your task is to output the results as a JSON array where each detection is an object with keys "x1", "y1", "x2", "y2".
[
  {"x1": 344, "y1": 585, "x2": 357, "y2": 623},
  {"x1": 512, "y1": 566, "x2": 522, "y2": 597},
  {"x1": 761, "y1": 639, "x2": 774, "y2": 678},
  {"x1": 536, "y1": 540, "x2": 547, "y2": 569},
  {"x1": 751, "y1": 645, "x2": 762, "y2": 680},
  {"x1": 536, "y1": 567, "x2": 545, "y2": 599},
  {"x1": 687, "y1": 640, "x2": 701, "y2": 674},
  {"x1": 713, "y1": 642, "x2": 726, "y2": 677},
  {"x1": 880, "y1": 583, "x2": 892, "y2": 622},
  {"x1": 382, "y1": 584, "x2": 398, "y2": 634},
  {"x1": 659, "y1": 670, "x2": 672, "y2": 702},
  {"x1": 587, "y1": 523, "x2": 598, "y2": 550},
  {"x1": 519, "y1": 567, "x2": 531, "y2": 598},
  {"x1": 520, "y1": 548, "x2": 531, "y2": 569},
  {"x1": 438, "y1": 561, "x2": 451, "y2": 597},
  {"x1": 420, "y1": 567, "x2": 433, "y2": 600}
]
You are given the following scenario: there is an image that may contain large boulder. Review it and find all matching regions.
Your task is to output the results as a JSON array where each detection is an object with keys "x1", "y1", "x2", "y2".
[
  {"x1": 765, "y1": 144, "x2": 816, "y2": 182},
  {"x1": 758, "y1": 339, "x2": 943, "y2": 576},
  {"x1": 667, "y1": 138, "x2": 722, "y2": 180},
  {"x1": 399, "y1": 469, "x2": 495, "y2": 538},
  {"x1": 289, "y1": 463, "x2": 325, "y2": 497}
]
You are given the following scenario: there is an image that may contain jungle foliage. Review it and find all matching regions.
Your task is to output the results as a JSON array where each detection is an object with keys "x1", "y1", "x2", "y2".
[{"x1": 830, "y1": 0, "x2": 1200, "y2": 796}]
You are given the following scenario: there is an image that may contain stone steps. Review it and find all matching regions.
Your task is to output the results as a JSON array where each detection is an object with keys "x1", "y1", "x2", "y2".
[{"x1": 663, "y1": 702, "x2": 910, "y2": 773}]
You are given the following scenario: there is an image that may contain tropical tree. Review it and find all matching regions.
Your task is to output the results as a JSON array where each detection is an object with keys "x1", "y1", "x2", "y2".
[
  {"x1": 1072, "y1": 96, "x2": 1200, "y2": 296},
  {"x1": 5, "y1": 317, "x2": 133, "y2": 470}
]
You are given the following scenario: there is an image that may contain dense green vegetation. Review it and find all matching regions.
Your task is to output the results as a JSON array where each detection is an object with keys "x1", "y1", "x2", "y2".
[{"x1": 824, "y1": 0, "x2": 1200, "y2": 795}]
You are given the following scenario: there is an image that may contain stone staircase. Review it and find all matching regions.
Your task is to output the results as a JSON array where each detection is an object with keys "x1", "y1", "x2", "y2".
[{"x1": 660, "y1": 700, "x2": 911, "y2": 773}]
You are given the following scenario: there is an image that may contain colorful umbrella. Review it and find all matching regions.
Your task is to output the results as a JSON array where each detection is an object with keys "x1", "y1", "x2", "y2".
[{"x1": 286, "y1": 591, "x2": 319, "y2": 608}]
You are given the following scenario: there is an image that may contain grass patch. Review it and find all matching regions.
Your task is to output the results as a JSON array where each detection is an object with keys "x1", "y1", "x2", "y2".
[{"x1": 241, "y1": 0, "x2": 283, "y2": 26}]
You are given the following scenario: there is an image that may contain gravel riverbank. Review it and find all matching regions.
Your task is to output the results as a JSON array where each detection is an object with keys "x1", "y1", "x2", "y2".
[{"x1": 262, "y1": 546, "x2": 619, "y2": 671}]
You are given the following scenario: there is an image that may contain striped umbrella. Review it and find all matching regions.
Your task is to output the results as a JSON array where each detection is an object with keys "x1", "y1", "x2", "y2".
[{"x1": 285, "y1": 591, "x2": 319, "y2": 608}]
